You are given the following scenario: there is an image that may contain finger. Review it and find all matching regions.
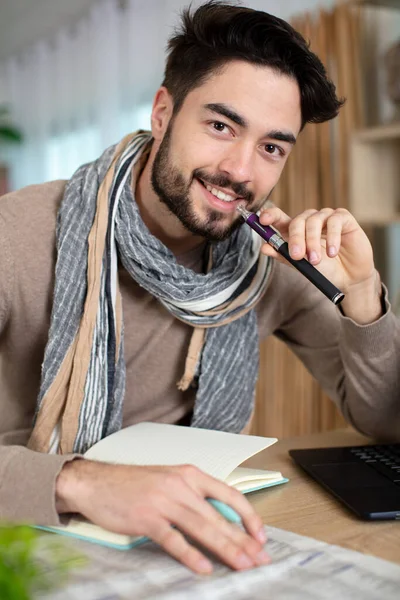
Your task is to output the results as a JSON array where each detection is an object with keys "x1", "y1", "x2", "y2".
[
  {"x1": 149, "y1": 520, "x2": 214, "y2": 574},
  {"x1": 159, "y1": 465, "x2": 266, "y2": 551},
  {"x1": 182, "y1": 493, "x2": 269, "y2": 565},
  {"x1": 258, "y1": 206, "x2": 291, "y2": 232},
  {"x1": 185, "y1": 466, "x2": 267, "y2": 546},
  {"x1": 287, "y1": 209, "x2": 319, "y2": 259},
  {"x1": 204, "y1": 503, "x2": 270, "y2": 566},
  {"x1": 157, "y1": 482, "x2": 268, "y2": 570},
  {"x1": 169, "y1": 503, "x2": 265, "y2": 571},
  {"x1": 304, "y1": 208, "x2": 334, "y2": 264},
  {"x1": 260, "y1": 242, "x2": 282, "y2": 261},
  {"x1": 325, "y1": 209, "x2": 353, "y2": 257}
]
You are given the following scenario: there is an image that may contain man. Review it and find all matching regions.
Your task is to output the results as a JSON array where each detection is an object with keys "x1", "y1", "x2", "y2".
[{"x1": 0, "y1": 1, "x2": 399, "y2": 576}]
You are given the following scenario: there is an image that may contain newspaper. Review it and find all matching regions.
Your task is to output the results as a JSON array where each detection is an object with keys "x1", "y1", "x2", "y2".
[{"x1": 37, "y1": 525, "x2": 400, "y2": 600}]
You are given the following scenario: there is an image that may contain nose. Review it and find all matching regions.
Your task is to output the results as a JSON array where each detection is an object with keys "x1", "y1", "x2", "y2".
[{"x1": 217, "y1": 140, "x2": 255, "y2": 184}]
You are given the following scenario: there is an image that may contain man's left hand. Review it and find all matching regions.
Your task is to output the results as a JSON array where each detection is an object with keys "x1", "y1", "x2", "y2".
[{"x1": 259, "y1": 207, "x2": 382, "y2": 324}]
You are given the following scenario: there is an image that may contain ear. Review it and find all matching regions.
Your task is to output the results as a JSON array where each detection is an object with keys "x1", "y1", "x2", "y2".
[{"x1": 151, "y1": 87, "x2": 173, "y2": 141}]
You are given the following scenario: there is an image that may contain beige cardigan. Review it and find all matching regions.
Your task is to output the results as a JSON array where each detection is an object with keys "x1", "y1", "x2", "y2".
[{"x1": 0, "y1": 181, "x2": 399, "y2": 525}]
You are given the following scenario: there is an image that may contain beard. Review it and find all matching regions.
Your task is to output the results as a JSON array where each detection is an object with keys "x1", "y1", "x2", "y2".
[{"x1": 151, "y1": 121, "x2": 255, "y2": 242}]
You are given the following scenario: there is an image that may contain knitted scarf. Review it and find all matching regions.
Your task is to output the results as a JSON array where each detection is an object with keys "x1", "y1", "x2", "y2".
[{"x1": 28, "y1": 131, "x2": 271, "y2": 455}]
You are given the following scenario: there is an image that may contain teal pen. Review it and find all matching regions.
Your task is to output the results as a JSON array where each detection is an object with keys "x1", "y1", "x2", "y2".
[{"x1": 207, "y1": 498, "x2": 242, "y2": 524}]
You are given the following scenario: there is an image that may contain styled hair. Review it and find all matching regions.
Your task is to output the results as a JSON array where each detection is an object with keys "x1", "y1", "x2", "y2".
[{"x1": 162, "y1": 1, "x2": 344, "y2": 127}]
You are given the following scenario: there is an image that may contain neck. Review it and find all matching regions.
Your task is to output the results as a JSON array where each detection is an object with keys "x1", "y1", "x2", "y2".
[{"x1": 135, "y1": 143, "x2": 204, "y2": 256}]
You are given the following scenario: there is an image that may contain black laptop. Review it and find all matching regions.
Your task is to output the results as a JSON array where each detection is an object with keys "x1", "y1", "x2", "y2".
[{"x1": 289, "y1": 443, "x2": 400, "y2": 520}]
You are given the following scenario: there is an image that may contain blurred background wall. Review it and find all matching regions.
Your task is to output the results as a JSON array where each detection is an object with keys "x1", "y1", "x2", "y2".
[
  {"x1": 0, "y1": 0, "x2": 336, "y2": 191},
  {"x1": 0, "y1": 0, "x2": 399, "y2": 437}
]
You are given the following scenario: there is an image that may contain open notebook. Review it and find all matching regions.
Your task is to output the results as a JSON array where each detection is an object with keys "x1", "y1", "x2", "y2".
[{"x1": 37, "y1": 422, "x2": 288, "y2": 550}]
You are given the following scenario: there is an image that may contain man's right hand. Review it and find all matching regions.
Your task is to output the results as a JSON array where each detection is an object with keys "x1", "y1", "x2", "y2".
[{"x1": 56, "y1": 459, "x2": 270, "y2": 574}]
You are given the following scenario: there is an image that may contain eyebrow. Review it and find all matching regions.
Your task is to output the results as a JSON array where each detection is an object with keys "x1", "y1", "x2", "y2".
[{"x1": 204, "y1": 102, "x2": 297, "y2": 146}]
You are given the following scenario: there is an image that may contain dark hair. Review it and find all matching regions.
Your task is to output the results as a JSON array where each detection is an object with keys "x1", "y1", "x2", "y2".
[{"x1": 162, "y1": 1, "x2": 344, "y2": 127}]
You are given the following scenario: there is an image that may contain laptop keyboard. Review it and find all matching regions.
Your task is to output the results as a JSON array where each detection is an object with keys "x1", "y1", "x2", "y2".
[{"x1": 350, "y1": 445, "x2": 400, "y2": 484}]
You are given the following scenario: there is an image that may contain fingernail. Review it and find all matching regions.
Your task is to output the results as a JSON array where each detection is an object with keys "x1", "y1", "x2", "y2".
[
  {"x1": 309, "y1": 251, "x2": 318, "y2": 264},
  {"x1": 257, "y1": 528, "x2": 267, "y2": 544},
  {"x1": 197, "y1": 558, "x2": 213, "y2": 574},
  {"x1": 235, "y1": 553, "x2": 254, "y2": 569},
  {"x1": 255, "y1": 550, "x2": 270, "y2": 565},
  {"x1": 291, "y1": 245, "x2": 301, "y2": 257},
  {"x1": 328, "y1": 245, "x2": 336, "y2": 257}
]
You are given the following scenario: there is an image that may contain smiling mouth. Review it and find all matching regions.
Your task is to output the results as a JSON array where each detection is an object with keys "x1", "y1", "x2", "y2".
[{"x1": 197, "y1": 178, "x2": 242, "y2": 204}]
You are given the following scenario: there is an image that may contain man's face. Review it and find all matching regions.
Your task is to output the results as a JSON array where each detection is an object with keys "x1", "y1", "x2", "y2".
[{"x1": 151, "y1": 61, "x2": 302, "y2": 242}]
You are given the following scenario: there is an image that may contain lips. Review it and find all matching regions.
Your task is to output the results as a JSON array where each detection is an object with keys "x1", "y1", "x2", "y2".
[
  {"x1": 196, "y1": 178, "x2": 244, "y2": 213},
  {"x1": 201, "y1": 180, "x2": 238, "y2": 202}
]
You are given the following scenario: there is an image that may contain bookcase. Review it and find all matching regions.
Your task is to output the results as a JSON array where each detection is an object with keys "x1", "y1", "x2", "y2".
[
  {"x1": 252, "y1": 0, "x2": 400, "y2": 440},
  {"x1": 349, "y1": 0, "x2": 400, "y2": 225},
  {"x1": 348, "y1": 0, "x2": 400, "y2": 309}
]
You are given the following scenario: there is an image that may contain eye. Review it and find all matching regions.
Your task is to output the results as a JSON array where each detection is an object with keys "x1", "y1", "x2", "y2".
[
  {"x1": 212, "y1": 121, "x2": 227, "y2": 132},
  {"x1": 263, "y1": 143, "x2": 285, "y2": 158}
]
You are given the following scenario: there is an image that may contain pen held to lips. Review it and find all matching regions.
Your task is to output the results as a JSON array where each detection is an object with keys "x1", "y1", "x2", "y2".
[{"x1": 237, "y1": 205, "x2": 345, "y2": 306}]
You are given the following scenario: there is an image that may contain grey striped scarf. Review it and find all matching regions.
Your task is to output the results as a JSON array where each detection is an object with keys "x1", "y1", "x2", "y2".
[{"x1": 28, "y1": 132, "x2": 271, "y2": 455}]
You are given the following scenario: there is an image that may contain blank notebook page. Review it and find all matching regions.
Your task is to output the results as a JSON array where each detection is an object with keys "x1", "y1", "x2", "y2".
[{"x1": 84, "y1": 422, "x2": 277, "y2": 481}]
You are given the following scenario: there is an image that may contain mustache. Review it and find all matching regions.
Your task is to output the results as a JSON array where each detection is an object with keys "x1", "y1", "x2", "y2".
[{"x1": 193, "y1": 168, "x2": 254, "y2": 203}]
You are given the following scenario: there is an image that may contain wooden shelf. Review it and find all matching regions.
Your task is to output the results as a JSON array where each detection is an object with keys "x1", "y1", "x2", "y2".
[
  {"x1": 359, "y1": 214, "x2": 400, "y2": 225},
  {"x1": 350, "y1": 123, "x2": 400, "y2": 222},
  {"x1": 354, "y1": 122, "x2": 400, "y2": 142},
  {"x1": 349, "y1": 0, "x2": 400, "y2": 8}
]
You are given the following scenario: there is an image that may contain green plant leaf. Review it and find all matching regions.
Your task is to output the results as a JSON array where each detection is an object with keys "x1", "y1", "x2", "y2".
[
  {"x1": 0, "y1": 525, "x2": 86, "y2": 600},
  {"x1": 0, "y1": 126, "x2": 23, "y2": 143}
]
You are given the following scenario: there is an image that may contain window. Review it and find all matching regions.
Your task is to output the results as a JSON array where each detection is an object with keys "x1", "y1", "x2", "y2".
[{"x1": 45, "y1": 125, "x2": 100, "y2": 181}]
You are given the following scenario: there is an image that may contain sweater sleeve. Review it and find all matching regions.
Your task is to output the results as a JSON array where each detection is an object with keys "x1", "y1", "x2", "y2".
[
  {"x1": 0, "y1": 212, "x2": 13, "y2": 330},
  {"x1": 0, "y1": 441, "x2": 80, "y2": 525},
  {"x1": 335, "y1": 286, "x2": 400, "y2": 440},
  {"x1": 258, "y1": 262, "x2": 400, "y2": 441},
  {"x1": 0, "y1": 188, "x2": 80, "y2": 526}
]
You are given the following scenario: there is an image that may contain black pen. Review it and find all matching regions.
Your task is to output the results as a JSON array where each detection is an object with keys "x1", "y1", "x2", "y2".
[{"x1": 237, "y1": 205, "x2": 345, "y2": 305}]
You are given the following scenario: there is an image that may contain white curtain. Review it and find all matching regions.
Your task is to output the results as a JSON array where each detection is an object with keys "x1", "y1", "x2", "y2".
[{"x1": 0, "y1": 0, "x2": 189, "y2": 190}]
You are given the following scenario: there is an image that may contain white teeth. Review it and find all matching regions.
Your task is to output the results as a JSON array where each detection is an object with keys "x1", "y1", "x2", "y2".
[{"x1": 205, "y1": 183, "x2": 236, "y2": 203}]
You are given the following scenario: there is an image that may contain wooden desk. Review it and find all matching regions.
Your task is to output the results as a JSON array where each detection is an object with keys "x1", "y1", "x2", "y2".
[{"x1": 244, "y1": 428, "x2": 400, "y2": 564}]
